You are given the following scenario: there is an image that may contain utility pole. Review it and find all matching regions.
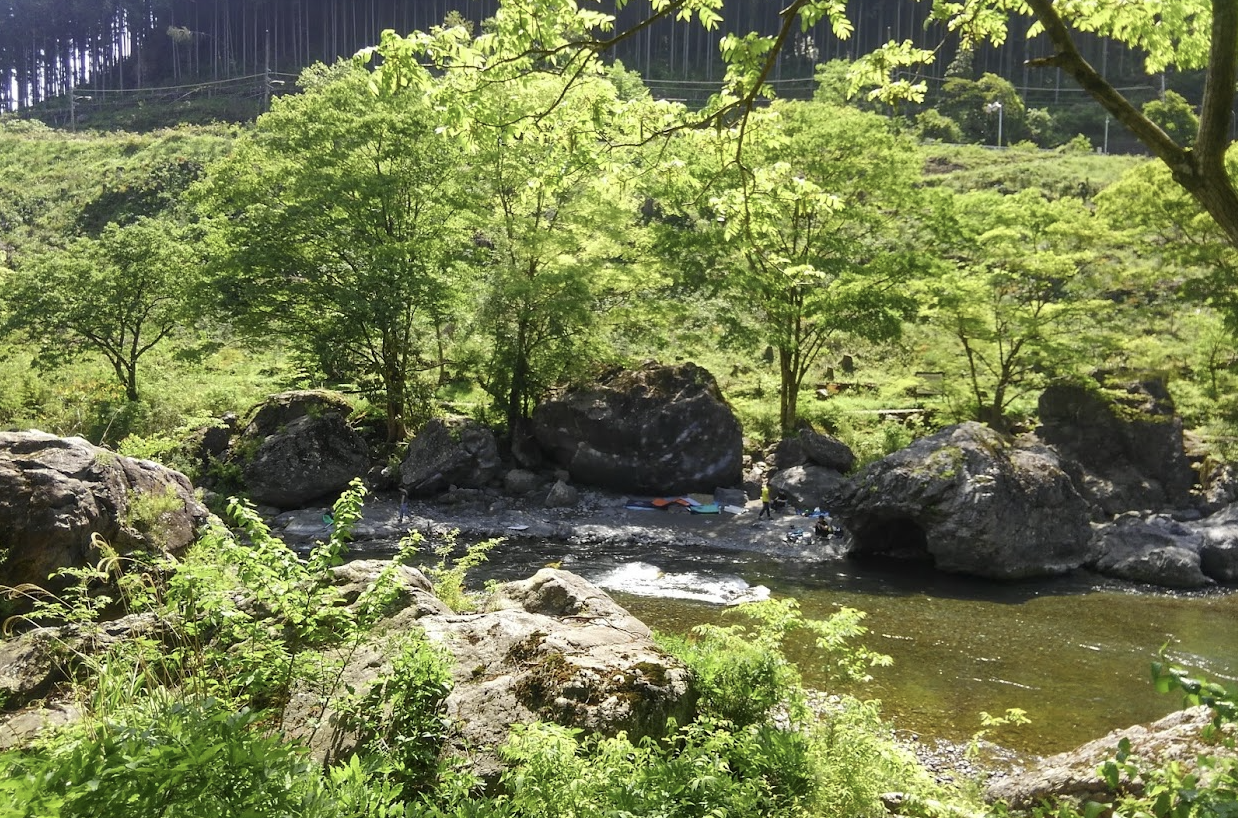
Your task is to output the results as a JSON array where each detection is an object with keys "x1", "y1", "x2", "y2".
[{"x1": 263, "y1": 28, "x2": 270, "y2": 111}]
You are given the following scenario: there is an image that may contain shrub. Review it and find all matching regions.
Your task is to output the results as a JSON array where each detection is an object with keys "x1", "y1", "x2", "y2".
[
  {"x1": 0, "y1": 696, "x2": 331, "y2": 818},
  {"x1": 915, "y1": 109, "x2": 963, "y2": 143}
]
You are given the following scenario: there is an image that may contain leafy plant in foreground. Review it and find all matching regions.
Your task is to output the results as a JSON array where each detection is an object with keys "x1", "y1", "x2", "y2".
[{"x1": 0, "y1": 696, "x2": 331, "y2": 818}]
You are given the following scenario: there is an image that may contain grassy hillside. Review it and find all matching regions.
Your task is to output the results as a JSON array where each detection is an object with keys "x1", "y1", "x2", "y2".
[{"x1": 3, "y1": 112, "x2": 1228, "y2": 468}]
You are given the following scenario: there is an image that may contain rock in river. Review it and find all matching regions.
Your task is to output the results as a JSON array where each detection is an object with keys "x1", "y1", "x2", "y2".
[{"x1": 834, "y1": 422, "x2": 1094, "y2": 580}]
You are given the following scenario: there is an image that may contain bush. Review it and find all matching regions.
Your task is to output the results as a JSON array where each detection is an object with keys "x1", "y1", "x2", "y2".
[
  {"x1": 915, "y1": 109, "x2": 963, "y2": 143},
  {"x1": 0, "y1": 697, "x2": 331, "y2": 818}
]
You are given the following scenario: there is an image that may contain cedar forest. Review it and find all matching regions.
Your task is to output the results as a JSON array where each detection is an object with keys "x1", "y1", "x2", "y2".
[{"x1": 1, "y1": 1, "x2": 1237, "y2": 816}]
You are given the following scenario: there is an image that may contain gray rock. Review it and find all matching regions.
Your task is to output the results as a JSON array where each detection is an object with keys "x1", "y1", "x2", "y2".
[
  {"x1": 1198, "y1": 462, "x2": 1238, "y2": 515},
  {"x1": 282, "y1": 567, "x2": 694, "y2": 782},
  {"x1": 835, "y1": 422, "x2": 1094, "y2": 580},
  {"x1": 242, "y1": 390, "x2": 355, "y2": 438},
  {"x1": 401, "y1": 417, "x2": 500, "y2": 497},
  {"x1": 769, "y1": 465, "x2": 847, "y2": 511},
  {"x1": 1193, "y1": 499, "x2": 1238, "y2": 576},
  {"x1": 1037, "y1": 381, "x2": 1194, "y2": 515},
  {"x1": 713, "y1": 487, "x2": 748, "y2": 507},
  {"x1": 1091, "y1": 514, "x2": 1212, "y2": 588},
  {"x1": 0, "y1": 430, "x2": 209, "y2": 593},
  {"x1": 1189, "y1": 503, "x2": 1238, "y2": 582},
  {"x1": 544, "y1": 479, "x2": 579, "y2": 508},
  {"x1": 987, "y1": 707, "x2": 1225, "y2": 809},
  {"x1": 532, "y1": 361, "x2": 743, "y2": 494},
  {"x1": 0, "y1": 613, "x2": 165, "y2": 711},
  {"x1": 504, "y1": 468, "x2": 542, "y2": 496},
  {"x1": 183, "y1": 412, "x2": 239, "y2": 477},
  {"x1": 768, "y1": 437, "x2": 808, "y2": 470},
  {"x1": 241, "y1": 407, "x2": 370, "y2": 509},
  {"x1": 799, "y1": 427, "x2": 856, "y2": 473}
]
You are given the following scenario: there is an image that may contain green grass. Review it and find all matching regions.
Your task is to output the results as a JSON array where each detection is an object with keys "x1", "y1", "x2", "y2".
[
  {"x1": 0, "y1": 338, "x2": 297, "y2": 447},
  {"x1": 920, "y1": 141, "x2": 1146, "y2": 199}
]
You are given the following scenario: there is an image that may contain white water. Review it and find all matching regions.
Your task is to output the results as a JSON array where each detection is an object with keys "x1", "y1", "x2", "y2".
[{"x1": 588, "y1": 561, "x2": 771, "y2": 606}]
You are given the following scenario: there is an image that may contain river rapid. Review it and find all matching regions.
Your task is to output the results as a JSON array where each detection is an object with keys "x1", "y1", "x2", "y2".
[{"x1": 445, "y1": 535, "x2": 1238, "y2": 758}]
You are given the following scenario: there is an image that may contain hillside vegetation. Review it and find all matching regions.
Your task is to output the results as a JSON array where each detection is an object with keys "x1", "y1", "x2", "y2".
[{"x1": 2, "y1": 85, "x2": 1235, "y2": 467}]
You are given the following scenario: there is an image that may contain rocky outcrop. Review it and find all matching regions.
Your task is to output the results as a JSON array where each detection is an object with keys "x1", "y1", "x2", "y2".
[
  {"x1": 244, "y1": 390, "x2": 355, "y2": 438},
  {"x1": 769, "y1": 465, "x2": 847, "y2": 511},
  {"x1": 799, "y1": 427, "x2": 856, "y2": 473},
  {"x1": 532, "y1": 362, "x2": 743, "y2": 494},
  {"x1": 1090, "y1": 514, "x2": 1212, "y2": 588},
  {"x1": 0, "y1": 430, "x2": 209, "y2": 592},
  {"x1": 1198, "y1": 462, "x2": 1238, "y2": 515},
  {"x1": 282, "y1": 566, "x2": 695, "y2": 781},
  {"x1": 987, "y1": 707, "x2": 1228, "y2": 810},
  {"x1": 835, "y1": 422, "x2": 1094, "y2": 579},
  {"x1": 1037, "y1": 382, "x2": 1195, "y2": 516},
  {"x1": 401, "y1": 416, "x2": 501, "y2": 497},
  {"x1": 503, "y1": 469, "x2": 541, "y2": 496},
  {"x1": 0, "y1": 613, "x2": 165, "y2": 715},
  {"x1": 237, "y1": 391, "x2": 370, "y2": 509},
  {"x1": 1190, "y1": 503, "x2": 1238, "y2": 582},
  {"x1": 544, "y1": 479, "x2": 579, "y2": 508}
]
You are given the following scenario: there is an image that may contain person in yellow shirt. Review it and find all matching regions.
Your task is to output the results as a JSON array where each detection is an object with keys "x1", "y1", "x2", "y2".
[{"x1": 758, "y1": 482, "x2": 772, "y2": 520}]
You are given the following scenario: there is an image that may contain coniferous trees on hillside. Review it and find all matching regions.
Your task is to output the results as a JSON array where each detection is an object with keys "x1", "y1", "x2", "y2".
[{"x1": 1, "y1": 0, "x2": 1156, "y2": 115}]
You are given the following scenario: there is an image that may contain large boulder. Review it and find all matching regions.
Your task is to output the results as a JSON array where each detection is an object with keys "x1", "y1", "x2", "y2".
[
  {"x1": 799, "y1": 427, "x2": 856, "y2": 473},
  {"x1": 834, "y1": 422, "x2": 1094, "y2": 579},
  {"x1": 1189, "y1": 503, "x2": 1238, "y2": 582},
  {"x1": 0, "y1": 430, "x2": 209, "y2": 592},
  {"x1": 237, "y1": 391, "x2": 370, "y2": 509},
  {"x1": 1037, "y1": 381, "x2": 1195, "y2": 515},
  {"x1": 281, "y1": 566, "x2": 695, "y2": 782},
  {"x1": 400, "y1": 417, "x2": 501, "y2": 497},
  {"x1": 243, "y1": 390, "x2": 355, "y2": 438},
  {"x1": 531, "y1": 362, "x2": 743, "y2": 494},
  {"x1": 769, "y1": 465, "x2": 847, "y2": 511},
  {"x1": 1090, "y1": 514, "x2": 1212, "y2": 588}
]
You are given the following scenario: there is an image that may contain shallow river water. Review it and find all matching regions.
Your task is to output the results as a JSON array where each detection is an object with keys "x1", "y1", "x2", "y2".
[{"x1": 378, "y1": 534, "x2": 1238, "y2": 758}]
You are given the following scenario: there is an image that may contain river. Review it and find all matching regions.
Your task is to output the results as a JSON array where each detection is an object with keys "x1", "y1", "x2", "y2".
[{"x1": 452, "y1": 535, "x2": 1238, "y2": 757}]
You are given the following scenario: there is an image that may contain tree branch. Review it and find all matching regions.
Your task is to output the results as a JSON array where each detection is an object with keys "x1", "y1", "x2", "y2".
[{"x1": 1023, "y1": 0, "x2": 1190, "y2": 174}]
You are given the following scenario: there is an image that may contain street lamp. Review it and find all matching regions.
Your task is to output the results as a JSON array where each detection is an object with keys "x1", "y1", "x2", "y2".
[{"x1": 985, "y1": 100, "x2": 1003, "y2": 147}]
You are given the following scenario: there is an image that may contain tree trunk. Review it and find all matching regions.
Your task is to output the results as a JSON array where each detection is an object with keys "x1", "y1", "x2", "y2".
[
  {"x1": 506, "y1": 319, "x2": 530, "y2": 437},
  {"x1": 778, "y1": 346, "x2": 795, "y2": 432},
  {"x1": 125, "y1": 360, "x2": 139, "y2": 402}
]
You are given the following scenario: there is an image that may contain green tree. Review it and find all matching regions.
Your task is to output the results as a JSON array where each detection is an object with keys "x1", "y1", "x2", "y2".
[
  {"x1": 362, "y1": 1, "x2": 1238, "y2": 254},
  {"x1": 1095, "y1": 159, "x2": 1238, "y2": 328},
  {"x1": 934, "y1": 73, "x2": 1025, "y2": 145},
  {"x1": 1142, "y1": 90, "x2": 1200, "y2": 146},
  {"x1": 196, "y1": 63, "x2": 467, "y2": 442},
  {"x1": 656, "y1": 102, "x2": 925, "y2": 431},
  {"x1": 936, "y1": 0, "x2": 1238, "y2": 249},
  {"x1": 930, "y1": 189, "x2": 1113, "y2": 427},
  {"x1": 464, "y1": 74, "x2": 648, "y2": 435},
  {"x1": 2, "y1": 216, "x2": 194, "y2": 402}
]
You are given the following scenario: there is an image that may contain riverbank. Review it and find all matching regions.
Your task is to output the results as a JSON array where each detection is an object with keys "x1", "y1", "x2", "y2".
[
  {"x1": 269, "y1": 487, "x2": 845, "y2": 561},
  {"x1": 262, "y1": 486, "x2": 1238, "y2": 762}
]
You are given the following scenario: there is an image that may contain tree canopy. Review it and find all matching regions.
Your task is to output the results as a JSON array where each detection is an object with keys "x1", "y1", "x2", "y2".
[{"x1": 195, "y1": 63, "x2": 468, "y2": 441}]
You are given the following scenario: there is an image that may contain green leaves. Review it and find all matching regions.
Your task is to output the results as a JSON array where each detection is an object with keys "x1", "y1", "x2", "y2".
[
  {"x1": 196, "y1": 63, "x2": 468, "y2": 440},
  {"x1": 3, "y1": 215, "x2": 195, "y2": 402}
]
